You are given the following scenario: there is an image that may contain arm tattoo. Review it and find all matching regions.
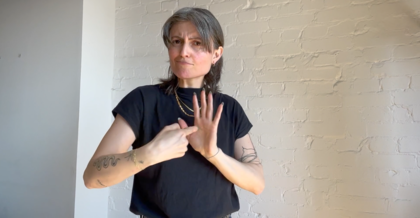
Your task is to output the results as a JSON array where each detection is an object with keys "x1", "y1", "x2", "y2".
[
  {"x1": 240, "y1": 146, "x2": 261, "y2": 164},
  {"x1": 97, "y1": 179, "x2": 107, "y2": 187},
  {"x1": 93, "y1": 155, "x2": 120, "y2": 171},
  {"x1": 124, "y1": 150, "x2": 143, "y2": 164}
]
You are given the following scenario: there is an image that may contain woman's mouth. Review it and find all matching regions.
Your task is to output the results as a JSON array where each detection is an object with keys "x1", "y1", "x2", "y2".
[{"x1": 177, "y1": 60, "x2": 193, "y2": 65}]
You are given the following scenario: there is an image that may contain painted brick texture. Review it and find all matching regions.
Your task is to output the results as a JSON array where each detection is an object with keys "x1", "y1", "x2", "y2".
[{"x1": 111, "y1": 0, "x2": 420, "y2": 217}]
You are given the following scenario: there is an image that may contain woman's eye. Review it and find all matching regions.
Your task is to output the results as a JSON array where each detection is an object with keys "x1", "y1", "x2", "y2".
[
  {"x1": 172, "y1": 39, "x2": 181, "y2": 45},
  {"x1": 193, "y1": 41, "x2": 202, "y2": 46}
]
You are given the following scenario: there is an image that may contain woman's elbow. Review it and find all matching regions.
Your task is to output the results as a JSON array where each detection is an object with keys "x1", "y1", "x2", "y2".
[
  {"x1": 252, "y1": 182, "x2": 265, "y2": 195},
  {"x1": 83, "y1": 170, "x2": 95, "y2": 189},
  {"x1": 84, "y1": 178, "x2": 95, "y2": 189},
  {"x1": 251, "y1": 176, "x2": 265, "y2": 195},
  {"x1": 249, "y1": 166, "x2": 265, "y2": 195}
]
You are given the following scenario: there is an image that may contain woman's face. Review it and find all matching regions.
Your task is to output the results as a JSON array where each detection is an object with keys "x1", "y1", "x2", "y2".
[{"x1": 168, "y1": 21, "x2": 222, "y2": 86}]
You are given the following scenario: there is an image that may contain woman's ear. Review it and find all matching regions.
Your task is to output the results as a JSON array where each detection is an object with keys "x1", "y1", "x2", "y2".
[{"x1": 212, "y1": 46, "x2": 223, "y2": 64}]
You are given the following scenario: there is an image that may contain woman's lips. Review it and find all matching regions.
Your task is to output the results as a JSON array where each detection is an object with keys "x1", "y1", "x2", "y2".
[{"x1": 177, "y1": 60, "x2": 193, "y2": 65}]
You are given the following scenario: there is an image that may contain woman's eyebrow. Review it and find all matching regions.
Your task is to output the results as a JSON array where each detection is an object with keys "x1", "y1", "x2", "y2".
[
  {"x1": 170, "y1": 35, "x2": 202, "y2": 40},
  {"x1": 189, "y1": 37, "x2": 202, "y2": 40}
]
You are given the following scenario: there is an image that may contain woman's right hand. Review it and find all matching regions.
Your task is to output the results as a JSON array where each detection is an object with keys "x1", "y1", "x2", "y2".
[{"x1": 145, "y1": 123, "x2": 198, "y2": 165}]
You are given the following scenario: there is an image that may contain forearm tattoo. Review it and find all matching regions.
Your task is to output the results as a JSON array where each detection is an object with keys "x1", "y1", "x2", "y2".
[
  {"x1": 93, "y1": 155, "x2": 120, "y2": 171},
  {"x1": 240, "y1": 146, "x2": 261, "y2": 164},
  {"x1": 97, "y1": 179, "x2": 107, "y2": 187},
  {"x1": 124, "y1": 150, "x2": 143, "y2": 167}
]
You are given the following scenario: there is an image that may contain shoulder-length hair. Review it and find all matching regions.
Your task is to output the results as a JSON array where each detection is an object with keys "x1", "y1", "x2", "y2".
[{"x1": 159, "y1": 7, "x2": 224, "y2": 94}]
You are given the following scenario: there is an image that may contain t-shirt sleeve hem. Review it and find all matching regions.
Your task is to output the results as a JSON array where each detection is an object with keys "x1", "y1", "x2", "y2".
[
  {"x1": 236, "y1": 123, "x2": 253, "y2": 140},
  {"x1": 112, "y1": 108, "x2": 140, "y2": 139}
]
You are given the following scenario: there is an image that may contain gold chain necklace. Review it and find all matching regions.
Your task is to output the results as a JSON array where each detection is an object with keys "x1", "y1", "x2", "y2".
[
  {"x1": 174, "y1": 89, "x2": 201, "y2": 117},
  {"x1": 179, "y1": 96, "x2": 195, "y2": 112}
]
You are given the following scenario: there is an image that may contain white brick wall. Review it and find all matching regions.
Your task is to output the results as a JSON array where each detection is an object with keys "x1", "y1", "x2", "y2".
[{"x1": 112, "y1": 0, "x2": 420, "y2": 217}]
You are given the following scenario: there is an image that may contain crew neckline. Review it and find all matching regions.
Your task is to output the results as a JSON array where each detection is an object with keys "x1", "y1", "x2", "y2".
[{"x1": 176, "y1": 87, "x2": 203, "y2": 95}]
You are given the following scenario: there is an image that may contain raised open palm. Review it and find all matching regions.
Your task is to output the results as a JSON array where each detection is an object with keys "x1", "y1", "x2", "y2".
[{"x1": 178, "y1": 90, "x2": 223, "y2": 158}]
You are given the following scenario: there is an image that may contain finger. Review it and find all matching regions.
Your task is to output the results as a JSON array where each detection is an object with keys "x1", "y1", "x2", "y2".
[
  {"x1": 178, "y1": 151, "x2": 187, "y2": 157},
  {"x1": 200, "y1": 89, "x2": 207, "y2": 118},
  {"x1": 164, "y1": 123, "x2": 181, "y2": 131},
  {"x1": 193, "y1": 93, "x2": 200, "y2": 119},
  {"x1": 213, "y1": 102, "x2": 224, "y2": 126},
  {"x1": 178, "y1": 118, "x2": 188, "y2": 129},
  {"x1": 207, "y1": 91, "x2": 213, "y2": 119},
  {"x1": 181, "y1": 126, "x2": 199, "y2": 136}
]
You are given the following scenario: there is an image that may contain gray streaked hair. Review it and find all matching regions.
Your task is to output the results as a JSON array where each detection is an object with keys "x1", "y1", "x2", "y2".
[{"x1": 159, "y1": 7, "x2": 224, "y2": 94}]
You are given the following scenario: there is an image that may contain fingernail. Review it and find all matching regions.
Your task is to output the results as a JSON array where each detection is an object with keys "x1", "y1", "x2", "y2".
[
  {"x1": 222, "y1": 102, "x2": 224, "y2": 105},
  {"x1": 178, "y1": 117, "x2": 181, "y2": 120}
]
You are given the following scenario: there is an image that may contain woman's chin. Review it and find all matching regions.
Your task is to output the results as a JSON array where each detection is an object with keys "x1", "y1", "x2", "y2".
[
  {"x1": 173, "y1": 71, "x2": 193, "y2": 79},
  {"x1": 173, "y1": 70, "x2": 206, "y2": 81}
]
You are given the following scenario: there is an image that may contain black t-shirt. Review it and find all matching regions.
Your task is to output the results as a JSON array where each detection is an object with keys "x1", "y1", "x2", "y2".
[{"x1": 112, "y1": 84, "x2": 253, "y2": 218}]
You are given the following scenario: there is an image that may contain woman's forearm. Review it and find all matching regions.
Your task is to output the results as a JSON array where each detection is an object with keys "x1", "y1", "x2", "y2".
[
  {"x1": 83, "y1": 146, "x2": 151, "y2": 189},
  {"x1": 207, "y1": 149, "x2": 265, "y2": 195},
  {"x1": 83, "y1": 124, "x2": 198, "y2": 189}
]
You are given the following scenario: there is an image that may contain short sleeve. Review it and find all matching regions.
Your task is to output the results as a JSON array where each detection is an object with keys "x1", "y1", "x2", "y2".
[
  {"x1": 233, "y1": 100, "x2": 253, "y2": 139},
  {"x1": 112, "y1": 88, "x2": 143, "y2": 139}
]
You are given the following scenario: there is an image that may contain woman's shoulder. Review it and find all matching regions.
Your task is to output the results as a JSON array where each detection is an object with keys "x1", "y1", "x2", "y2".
[
  {"x1": 216, "y1": 92, "x2": 244, "y2": 110},
  {"x1": 134, "y1": 84, "x2": 161, "y2": 92},
  {"x1": 128, "y1": 84, "x2": 164, "y2": 95},
  {"x1": 119, "y1": 84, "x2": 165, "y2": 104}
]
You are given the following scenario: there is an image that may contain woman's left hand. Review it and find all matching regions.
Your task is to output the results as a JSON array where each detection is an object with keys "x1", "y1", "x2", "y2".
[{"x1": 178, "y1": 90, "x2": 223, "y2": 158}]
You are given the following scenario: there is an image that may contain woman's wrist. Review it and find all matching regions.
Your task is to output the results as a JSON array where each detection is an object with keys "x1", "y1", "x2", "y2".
[
  {"x1": 203, "y1": 146, "x2": 220, "y2": 159},
  {"x1": 205, "y1": 148, "x2": 220, "y2": 159},
  {"x1": 136, "y1": 144, "x2": 154, "y2": 168}
]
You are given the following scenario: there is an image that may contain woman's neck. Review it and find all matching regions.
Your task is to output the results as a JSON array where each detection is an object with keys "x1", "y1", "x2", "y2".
[{"x1": 178, "y1": 78, "x2": 204, "y2": 88}]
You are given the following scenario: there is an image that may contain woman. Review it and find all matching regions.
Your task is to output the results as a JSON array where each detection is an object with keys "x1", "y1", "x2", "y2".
[{"x1": 83, "y1": 7, "x2": 264, "y2": 218}]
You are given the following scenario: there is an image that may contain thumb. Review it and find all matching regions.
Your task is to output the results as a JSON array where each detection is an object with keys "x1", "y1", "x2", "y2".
[
  {"x1": 178, "y1": 118, "x2": 189, "y2": 129},
  {"x1": 164, "y1": 123, "x2": 181, "y2": 131}
]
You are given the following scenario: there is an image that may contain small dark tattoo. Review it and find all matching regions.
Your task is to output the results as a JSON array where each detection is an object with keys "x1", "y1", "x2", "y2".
[
  {"x1": 97, "y1": 179, "x2": 107, "y2": 187},
  {"x1": 240, "y1": 147, "x2": 261, "y2": 164},
  {"x1": 124, "y1": 150, "x2": 134, "y2": 162},
  {"x1": 93, "y1": 155, "x2": 120, "y2": 171},
  {"x1": 124, "y1": 150, "x2": 144, "y2": 164}
]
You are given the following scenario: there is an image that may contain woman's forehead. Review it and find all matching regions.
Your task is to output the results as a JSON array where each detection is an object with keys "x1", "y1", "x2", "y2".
[{"x1": 169, "y1": 21, "x2": 202, "y2": 38}]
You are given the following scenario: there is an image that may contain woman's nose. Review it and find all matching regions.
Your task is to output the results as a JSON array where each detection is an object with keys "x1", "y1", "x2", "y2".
[{"x1": 180, "y1": 42, "x2": 191, "y2": 57}]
